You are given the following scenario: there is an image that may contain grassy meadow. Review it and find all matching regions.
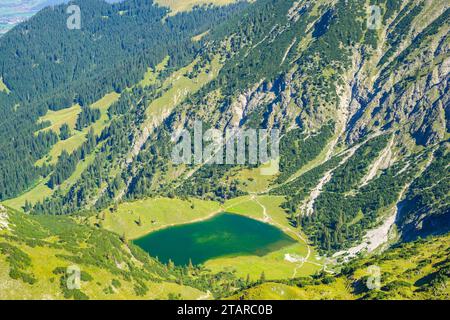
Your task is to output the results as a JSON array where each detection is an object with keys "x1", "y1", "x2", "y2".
[
  {"x1": 155, "y1": 0, "x2": 239, "y2": 15},
  {"x1": 35, "y1": 92, "x2": 120, "y2": 166},
  {"x1": 38, "y1": 104, "x2": 82, "y2": 134},
  {"x1": 0, "y1": 77, "x2": 11, "y2": 93},
  {"x1": 99, "y1": 195, "x2": 322, "y2": 281},
  {"x1": 100, "y1": 197, "x2": 222, "y2": 239}
]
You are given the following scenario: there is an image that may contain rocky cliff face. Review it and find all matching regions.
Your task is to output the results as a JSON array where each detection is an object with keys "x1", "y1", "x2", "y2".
[{"x1": 347, "y1": 2, "x2": 449, "y2": 147}]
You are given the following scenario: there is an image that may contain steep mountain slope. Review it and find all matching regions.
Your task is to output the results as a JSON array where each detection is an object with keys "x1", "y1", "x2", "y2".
[
  {"x1": 0, "y1": 0, "x2": 449, "y2": 300},
  {"x1": 0, "y1": 0, "x2": 248, "y2": 201},
  {"x1": 0, "y1": 204, "x2": 245, "y2": 299}
]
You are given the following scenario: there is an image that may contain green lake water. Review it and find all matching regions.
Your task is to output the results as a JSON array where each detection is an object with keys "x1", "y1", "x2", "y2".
[{"x1": 134, "y1": 213, "x2": 296, "y2": 265}]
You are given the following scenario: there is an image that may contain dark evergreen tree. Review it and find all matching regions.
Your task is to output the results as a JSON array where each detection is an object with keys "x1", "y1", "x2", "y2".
[{"x1": 59, "y1": 123, "x2": 71, "y2": 141}]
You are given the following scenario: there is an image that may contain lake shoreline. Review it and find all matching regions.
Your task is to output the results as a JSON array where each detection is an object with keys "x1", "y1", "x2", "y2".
[
  {"x1": 130, "y1": 196, "x2": 298, "y2": 242},
  {"x1": 133, "y1": 213, "x2": 297, "y2": 266}
]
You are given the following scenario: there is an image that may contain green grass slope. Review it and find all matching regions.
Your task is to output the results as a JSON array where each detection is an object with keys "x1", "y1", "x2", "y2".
[
  {"x1": 229, "y1": 233, "x2": 450, "y2": 300},
  {"x1": 0, "y1": 205, "x2": 204, "y2": 300}
]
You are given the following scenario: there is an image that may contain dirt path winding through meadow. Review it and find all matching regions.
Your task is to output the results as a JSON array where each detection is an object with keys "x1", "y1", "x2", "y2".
[
  {"x1": 197, "y1": 290, "x2": 212, "y2": 300},
  {"x1": 250, "y1": 195, "x2": 313, "y2": 278}
]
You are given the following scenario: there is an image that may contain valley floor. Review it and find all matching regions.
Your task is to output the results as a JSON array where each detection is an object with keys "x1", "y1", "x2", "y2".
[{"x1": 99, "y1": 195, "x2": 324, "y2": 281}]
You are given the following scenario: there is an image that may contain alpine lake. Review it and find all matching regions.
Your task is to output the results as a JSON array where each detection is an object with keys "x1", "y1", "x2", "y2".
[{"x1": 134, "y1": 213, "x2": 296, "y2": 265}]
